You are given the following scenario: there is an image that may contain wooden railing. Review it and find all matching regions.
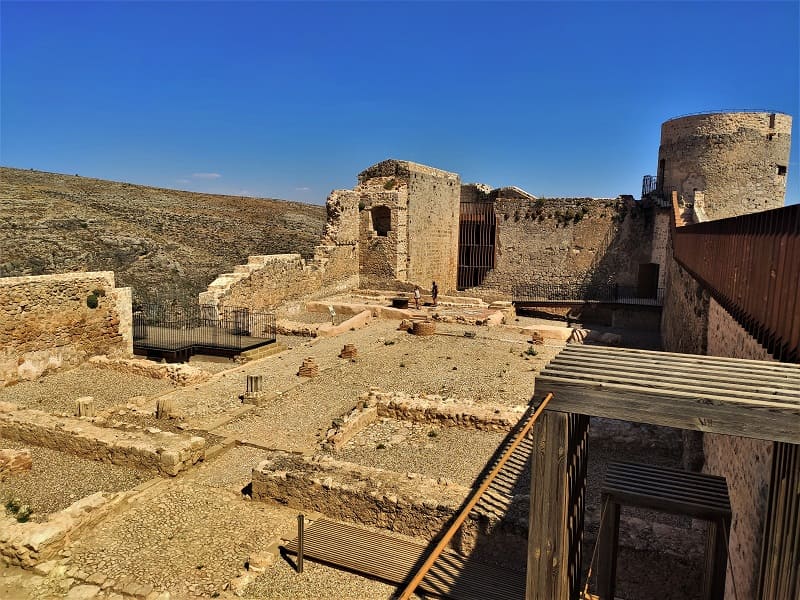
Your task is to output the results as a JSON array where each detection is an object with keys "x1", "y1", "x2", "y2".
[
  {"x1": 672, "y1": 202, "x2": 800, "y2": 363},
  {"x1": 397, "y1": 393, "x2": 553, "y2": 600}
]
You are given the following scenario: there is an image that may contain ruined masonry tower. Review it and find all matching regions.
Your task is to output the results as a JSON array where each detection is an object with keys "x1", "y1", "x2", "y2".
[
  {"x1": 352, "y1": 160, "x2": 461, "y2": 292},
  {"x1": 657, "y1": 111, "x2": 792, "y2": 220}
]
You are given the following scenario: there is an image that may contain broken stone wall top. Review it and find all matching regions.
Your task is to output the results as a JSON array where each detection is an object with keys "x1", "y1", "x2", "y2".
[
  {"x1": 0, "y1": 271, "x2": 132, "y2": 387},
  {"x1": 358, "y1": 159, "x2": 460, "y2": 185}
]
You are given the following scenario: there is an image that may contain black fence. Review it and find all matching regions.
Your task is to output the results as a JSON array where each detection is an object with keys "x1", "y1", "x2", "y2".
[
  {"x1": 133, "y1": 302, "x2": 276, "y2": 361},
  {"x1": 641, "y1": 175, "x2": 658, "y2": 198},
  {"x1": 513, "y1": 283, "x2": 665, "y2": 306}
]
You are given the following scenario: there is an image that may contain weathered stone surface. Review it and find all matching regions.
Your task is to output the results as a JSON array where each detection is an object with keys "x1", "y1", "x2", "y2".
[
  {"x1": 411, "y1": 320, "x2": 436, "y2": 336},
  {"x1": 0, "y1": 272, "x2": 132, "y2": 387},
  {"x1": 0, "y1": 491, "x2": 125, "y2": 567},
  {"x1": 659, "y1": 112, "x2": 791, "y2": 220},
  {"x1": 369, "y1": 390, "x2": 525, "y2": 431},
  {"x1": 0, "y1": 406, "x2": 204, "y2": 476},
  {"x1": 0, "y1": 447, "x2": 32, "y2": 478},
  {"x1": 75, "y1": 397, "x2": 96, "y2": 418},
  {"x1": 339, "y1": 344, "x2": 358, "y2": 359},
  {"x1": 297, "y1": 357, "x2": 319, "y2": 378},
  {"x1": 88, "y1": 356, "x2": 210, "y2": 386}
]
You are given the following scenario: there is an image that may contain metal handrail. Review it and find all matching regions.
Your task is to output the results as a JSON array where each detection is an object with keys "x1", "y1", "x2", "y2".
[{"x1": 397, "y1": 393, "x2": 554, "y2": 600}]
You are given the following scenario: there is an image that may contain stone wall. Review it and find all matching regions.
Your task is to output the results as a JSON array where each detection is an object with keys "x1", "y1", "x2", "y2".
[
  {"x1": 660, "y1": 249, "x2": 710, "y2": 356},
  {"x1": 358, "y1": 188, "x2": 408, "y2": 288},
  {"x1": 703, "y1": 297, "x2": 775, "y2": 600},
  {"x1": 0, "y1": 272, "x2": 132, "y2": 387},
  {"x1": 658, "y1": 112, "x2": 792, "y2": 220},
  {"x1": 406, "y1": 166, "x2": 460, "y2": 292},
  {"x1": 0, "y1": 402, "x2": 205, "y2": 476},
  {"x1": 355, "y1": 160, "x2": 460, "y2": 292},
  {"x1": 252, "y1": 451, "x2": 528, "y2": 566},
  {"x1": 473, "y1": 197, "x2": 659, "y2": 294},
  {"x1": 87, "y1": 355, "x2": 211, "y2": 386},
  {"x1": 1, "y1": 491, "x2": 127, "y2": 567},
  {"x1": 661, "y1": 241, "x2": 775, "y2": 599}
]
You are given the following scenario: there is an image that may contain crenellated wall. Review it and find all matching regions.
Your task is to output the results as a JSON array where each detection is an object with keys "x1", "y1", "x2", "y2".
[
  {"x1": 471, "y1": 195, "x2": 663, "y2": 295},
  {"x1": 0, "y1": 271, "x2": 132, "y2": 387}
]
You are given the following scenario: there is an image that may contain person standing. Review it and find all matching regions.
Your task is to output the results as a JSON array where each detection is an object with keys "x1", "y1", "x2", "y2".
[
  {"x1": 431, "y1": 281, "x2": 439, "y2": 307},
  {"x1": 413, "y1": 286, "x2": 421, "y2": 310}
]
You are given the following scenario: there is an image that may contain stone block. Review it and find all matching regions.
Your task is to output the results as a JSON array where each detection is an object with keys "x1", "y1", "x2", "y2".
[{"x1": 0, "y1": 448, "x2": 32, "y2": 478}]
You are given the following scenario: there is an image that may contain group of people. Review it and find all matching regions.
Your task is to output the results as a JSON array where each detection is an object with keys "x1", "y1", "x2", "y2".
[{"x1": 413, "y1": 281, "x2": 438, "y2": 310}]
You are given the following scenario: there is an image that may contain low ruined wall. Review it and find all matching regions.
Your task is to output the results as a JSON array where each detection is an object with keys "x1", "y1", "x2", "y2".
[
  {"x1": 373, "y1": 391, "x2": 525, "y2": 431},
  {"x1": 252, "y1": 451, "x2": 528, "y2": 565},
  {"x1": 0, "y1": 403, "x2": 204, "y2": 476},
  {"x1": 201, "y1": 247, "x2": 359, "y2": 314},
  {"x1": 0, "y1": 272, "x2": 132, "y2": 387},
  {"x1": 322, "y1": 390, "x2": 525, "y2": 452},
  {"x1": 88, "y1": 355, "x2": 211, "y2": 386},
  {"x1": 0, "y1": 491, "x2": 127, "y2": 567}
]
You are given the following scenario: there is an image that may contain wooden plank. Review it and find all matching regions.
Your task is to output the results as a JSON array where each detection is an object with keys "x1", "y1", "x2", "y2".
[
  {"x1": 554, "y1": 347, "x2": 800, "y2": 380},
  {"x1": 537, "y1": 374, "x2": 800, "y2": 412},
  {"x1": 558, "y1": 344, "x2": 800, "y2": 371},
  {"x1": 541, "y1": 366, "x2": 800, "y2": 404},
  {"x1": 547, "y1": 353, "x2": 800, "y2": 389},
  {"x1": 542, "y1": 358, "x2": 800, "y2": 393},
  {"x1": 284, "y1": 518, "x2": 526, "y2": 599},
  {"x1": 535, "y1": 380, "x2": 800, "y2": 444}
]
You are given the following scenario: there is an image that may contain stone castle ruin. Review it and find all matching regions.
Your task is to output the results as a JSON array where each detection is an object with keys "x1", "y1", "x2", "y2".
[{"x1": 0, "y1": 111, "x2": 797, "y2": 600}]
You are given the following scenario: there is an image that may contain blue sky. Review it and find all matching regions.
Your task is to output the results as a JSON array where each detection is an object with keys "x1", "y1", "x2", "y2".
[{"x1": 2, "y1": 1, "x2": 798, "y2": 205}]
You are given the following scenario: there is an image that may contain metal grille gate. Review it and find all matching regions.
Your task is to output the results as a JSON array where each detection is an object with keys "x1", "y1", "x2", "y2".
[{"x1": 458, "y1": 201, "x2": 496, "y2": 290}]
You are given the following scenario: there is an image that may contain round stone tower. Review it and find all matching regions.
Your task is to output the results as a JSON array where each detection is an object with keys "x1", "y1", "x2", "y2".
[{"x1": 656, "y1": 111, "x2": 792, "y2": 220}]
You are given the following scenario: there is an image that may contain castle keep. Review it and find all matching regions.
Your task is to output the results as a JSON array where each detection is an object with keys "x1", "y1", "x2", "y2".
[{"x1": 0, "y1": 111, "x2": 797, "y2": 600}]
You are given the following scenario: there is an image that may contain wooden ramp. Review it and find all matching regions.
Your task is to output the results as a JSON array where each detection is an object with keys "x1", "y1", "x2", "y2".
[{"x1": 283, "y1": 518, "x2": 525, "y2": 600}]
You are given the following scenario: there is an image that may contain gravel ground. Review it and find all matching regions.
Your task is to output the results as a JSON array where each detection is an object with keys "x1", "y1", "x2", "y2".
[
  {"x1": 187, "y1": 356, "x2": 238, "y2": 374},
  {"x1": 330, "y1": 419, "x2": 506, "y2": 488},
  {"x1": 217, "y1": 320, "x2": 553, "y2": 453},
  {"x1": 0, "y1": 438, "x2": 151, "y2": 521},
  {"x1": 65, "y1": 482, "x2": 296, "y2": 598},
  {"x1": 0, "y1": 366, "x2": 176, "y2": 414},
  {"x1": 242, "y1": 555, "x2": 402, "y2": 600},
  {"x1": 188, "y1": 444, "x2": 271, "y2": 492}
]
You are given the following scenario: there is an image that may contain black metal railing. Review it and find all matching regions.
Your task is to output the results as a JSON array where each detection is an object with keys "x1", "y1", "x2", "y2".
[
  {"x1": 641, "y1": 175, "x2": 658, "y2": 199},
  {"x1": 133, "y1": 302, "x2": 276, "y2": 359},
  {"x1": 513, "y1": 283, "x2": 665, "y2": 306}
]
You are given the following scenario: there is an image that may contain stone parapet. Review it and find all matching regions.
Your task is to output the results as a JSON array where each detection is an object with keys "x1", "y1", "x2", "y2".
[{"x1": 0, "y1": 404, "x2": 204, "y2": 476}]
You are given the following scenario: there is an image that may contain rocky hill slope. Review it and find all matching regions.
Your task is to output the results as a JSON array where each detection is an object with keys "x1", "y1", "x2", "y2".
[{"x1": 0, "y1": 167, "x2": 326, "y2": 303}]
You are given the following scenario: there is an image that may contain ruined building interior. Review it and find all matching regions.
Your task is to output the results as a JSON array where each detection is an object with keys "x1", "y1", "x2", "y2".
[{"x1": 0, "y1": 111, "x2": 798, "y2": 600}]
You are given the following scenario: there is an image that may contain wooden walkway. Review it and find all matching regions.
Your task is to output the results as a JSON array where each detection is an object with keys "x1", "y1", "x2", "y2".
[{"x1": 283, "y1": 518, "x2": 526, "y2": 599}]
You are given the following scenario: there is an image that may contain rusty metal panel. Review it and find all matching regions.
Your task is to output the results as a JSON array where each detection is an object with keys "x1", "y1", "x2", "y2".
[{"x1": 673, "y1": 204, "x2": 800, "y2": 363}]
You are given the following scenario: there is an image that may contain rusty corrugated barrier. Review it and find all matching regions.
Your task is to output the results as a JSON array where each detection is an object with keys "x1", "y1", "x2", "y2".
[{"x1": 672, "y1": 203, "x2": 800, "y2": 363}]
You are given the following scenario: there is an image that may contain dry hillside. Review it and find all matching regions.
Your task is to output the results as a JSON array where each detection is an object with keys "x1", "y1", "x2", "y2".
[{"x1": 0, "y1": 167, "x2": 326, "y2": 302}]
